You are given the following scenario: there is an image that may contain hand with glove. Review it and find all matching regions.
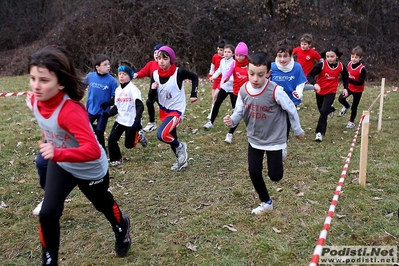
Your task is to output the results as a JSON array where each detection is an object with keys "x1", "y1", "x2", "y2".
[
  {"x1": 100, "y1": 101, "x2": 110, "y2": 110},
  {"x1": 132, "y1": 120, "x2": 142, "y2": 131}
]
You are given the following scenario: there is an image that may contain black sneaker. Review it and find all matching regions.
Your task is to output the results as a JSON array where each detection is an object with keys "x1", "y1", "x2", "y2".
[{"x1": 115, "y1": 216, "x2": 131, "y2": 257}]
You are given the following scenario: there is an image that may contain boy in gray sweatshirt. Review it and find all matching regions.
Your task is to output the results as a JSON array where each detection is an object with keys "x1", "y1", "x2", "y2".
[{"x1": 223, "y1": 52, "x2": 305, "y2": 215}]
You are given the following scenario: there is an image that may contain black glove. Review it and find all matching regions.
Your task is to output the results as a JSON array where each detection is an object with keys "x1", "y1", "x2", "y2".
[
  {"x1": 102, "y1": 112, "x2": 109, "y2": 118},
  {"x1": 132, "y1": 121, "x2": 142, "y2": 131},
  {"x1": 100, "y1": 101, "x2": 110, "y2": 110}
]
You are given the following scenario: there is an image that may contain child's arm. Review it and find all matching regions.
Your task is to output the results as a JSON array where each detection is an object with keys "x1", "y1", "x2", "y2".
[
  {"x1": 25, "y1": 91, "x2": 33, "y2": 110},
  {"x1": 292, "y1": 82, "x2": 306, "y2": 100},
  {"x1": 211, "y1": 65, "x2": 222, "y2": 80},
  {"x1": 224, "y1": 92, "x2": 244, "y2": 127},
  {"x1": 179, "y1": 68, "x2": 198, "y2": 103},
  {"x1": 307, "y1": 62, "x2": 323, "y2": 92},
  {"x1": 132, "y1": 99, "x2": 144, "y2": 130},
  {"x1": 275, "y1": 86, "x2": 304, "y2": 138},
  {"x1": 221, "y1": 60, "x2": 235, "y2": 85},
  {"x1": 134, "y1": 61, "x2": 152, "y2": 79},
  {"x1": 148, "y1": 75, "x2": 158, "y2": 100},
  {"x1": 341, "y1": 64, "x2": 349, "y2": 89},
  {"x1": 208, "y1": 62, "x2": 215, "y2": 79},
  {"x1": 48, "y1": 101, "x2": 102, "y2": 162}
]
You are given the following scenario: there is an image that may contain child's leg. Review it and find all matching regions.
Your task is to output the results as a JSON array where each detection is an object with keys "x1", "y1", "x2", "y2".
[
  {"x1": 39, "y1": 161, "x2": 77, "y2": 265},
  {"x1": 124, "y1": 127, "x2": 139, "y2": 149},
  {"x1": 338, "y1": 92, "x2": 351, "y2": 109},
  {"x1": 77, "y1": 171, "x2": 131, "y2": 257},
  {"x1": 349, "y1": 92, "x2": 363, "y2": 122},
  {"x1": 212, "y1": 88, "x2": 219, "y2": 105},
  {"x1": 226, "y1": 94, "x2": 239, "y2": 135},
  {"x1": 146, "y1": 91, "x2": 157, "y2": 123},
  {"x1": 265, "y1": 150, "x2": 284, "y2": 181},
  {"x1": 96, "y1": 114, "x2": 109, "y2": 153},
  {"x1": 315, "y1": 93, "x2": 335, "y2": 135},
  {"x1": 247, "y1": 144, "x2": 270, "y2": 203},
  {"x1": 108, "y1": 122, "x2": 126, "y2": 162},
  {"x1": 77, "y1": 171, "x2": 125, "y2": 233},
  {"x1": 210, "y1": 89, "x2": 229, "y2": 123},
  {"x1": 35, "y1": 152, "x2": 48, "y2": 190},
  {"x1": 156, "y1": 115, "x2": 181, "y2": 150}
]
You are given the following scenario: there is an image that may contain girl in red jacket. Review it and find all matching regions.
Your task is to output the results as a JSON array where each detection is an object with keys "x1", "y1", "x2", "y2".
[{"x1": 307, "y1": 46, "x2": 349, "y2": 142}]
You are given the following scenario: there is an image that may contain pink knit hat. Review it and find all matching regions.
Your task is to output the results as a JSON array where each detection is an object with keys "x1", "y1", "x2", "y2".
[
  {"x1": 235, "y1": 42, "x2": 248, "y2": 57},
  {"x1": 158, "y1": 46, "x2": 176, "y2": 64}
]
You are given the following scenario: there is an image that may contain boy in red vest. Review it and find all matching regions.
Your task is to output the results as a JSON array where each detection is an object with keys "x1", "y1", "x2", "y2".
[{"x1": 337, "y1": 46, "x2": 367, "y2": 128}]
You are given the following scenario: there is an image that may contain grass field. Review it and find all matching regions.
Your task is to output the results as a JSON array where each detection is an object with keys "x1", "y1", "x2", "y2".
[{"x1": 0, "y1": 75, "x2": 398, "y2": 266}]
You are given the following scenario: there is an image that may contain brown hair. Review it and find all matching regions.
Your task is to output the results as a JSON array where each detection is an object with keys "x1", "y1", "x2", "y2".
[
  {"x1": 300, "y1": 33, "x2": 313, "y2": 45},
  {"x1": 28, "y1": 45, "x2": 86, "y2": 101},
  {"x1": 351, "y1": 46, "x2": 364, "y2": 57}
]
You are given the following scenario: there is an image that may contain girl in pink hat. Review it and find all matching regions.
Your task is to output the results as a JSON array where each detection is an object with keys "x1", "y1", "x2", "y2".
[{"x1": 220, "y1": 41, "x2": 249, "y2": 144}]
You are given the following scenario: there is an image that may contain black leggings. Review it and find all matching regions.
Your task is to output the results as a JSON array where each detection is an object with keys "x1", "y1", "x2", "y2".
[
  {"x1": 247, "y1": 144, "x2": 283, "y2": 203},
  {"x1": 211, "y1": 89, "x2": 238, "y2": 134},
  {"x1": 338, "y1": 90, "x2": 363, "y2": 122},
  {"x1": 39, "y1": 161, "x2": 125, "y2": 263}
]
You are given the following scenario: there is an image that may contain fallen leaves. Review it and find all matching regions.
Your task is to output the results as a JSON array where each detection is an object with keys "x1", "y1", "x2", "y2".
[{"x1": 222, "y1": 224, "x2": 237, "y2": 232}]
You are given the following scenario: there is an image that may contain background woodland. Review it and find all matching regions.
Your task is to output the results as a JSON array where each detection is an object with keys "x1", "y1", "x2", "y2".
[{"x1": 1, "y1": 0, "x2": 398, "y2": 83}]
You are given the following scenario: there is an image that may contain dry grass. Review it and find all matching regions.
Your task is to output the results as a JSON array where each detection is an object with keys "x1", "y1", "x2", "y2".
[{"x1": 0, "y1": 76, "x2": 398, "y2": 266}]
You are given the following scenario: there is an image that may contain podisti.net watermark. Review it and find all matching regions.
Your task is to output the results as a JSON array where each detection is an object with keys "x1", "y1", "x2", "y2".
[{"x1": 319, "y1": 246, "x2": 397, "y2": 265}]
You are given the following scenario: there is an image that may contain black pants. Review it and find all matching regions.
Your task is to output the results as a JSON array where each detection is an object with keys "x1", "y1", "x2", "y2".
[
  {"x1": 108, "y1": 121, "x2": 139, "y2": 162},
  {"x1": 146, "y1": 91, "x2": 158, "y2": 123},
  {"x1": 211, "y1": 89, "x2": 238, "y2": 134},
  {"x1": 315, "y1": 93, "x2": 336, "y2": 135},
  {"x1": 338, "y1": 89, "x2": 363, "y2": 122},
  {"x1": 248, "y1": 144, "x2": 283, "y2": 203},
  {"x1": 39, "y1": 161, "x2": 126, "y2": 265}
]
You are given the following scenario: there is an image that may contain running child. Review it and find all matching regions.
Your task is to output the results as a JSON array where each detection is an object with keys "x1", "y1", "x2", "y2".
[
  {"x1": 203, "y1": 43, "x2": 235, "y2": 130},
  {"x1": 207, "y1": 40, "x2": 225, "y2": 119},
  {"x1": 149, "y1": 46, "x2": 198, "y2": 171},
  {"x1": 28, "y1": 45, "x2": 131, "y2": 265},
  {"x1": 307, "y1": 46, "x2": 349, "y2": 142},
  {"x1": 133, "y1": 43, "x2": 163, "y2": 132},
  {"x1": 270, "y1": 42, "x2": 307, "y2": 138},
  {"x1": 338, "y1": 46, "x2": 367, "y2": 128},
  {"x1": 220, "y1": 41, "x2": 249, "y2": 144},
  {"x1": 84, "y1": 54, "x2": 118, "y2": 152},
  {"x1": 107, "y1": 65, "x2": 148, "y2": 166},
  {"x1": 223, "y1": 52, "x2": 305, "y2": 215}
]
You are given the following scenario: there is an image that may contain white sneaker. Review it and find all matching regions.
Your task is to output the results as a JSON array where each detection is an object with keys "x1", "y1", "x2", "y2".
[
  {"x1": 315, "y1": 132, "x2": 323, "y2": 142},
  {"x1": 203, "y1": 121, "x2": 214, "y2": 129},
  {"x1": 170, "y1": 160, "x2": 188, "y2": 171},
  {"x1": 110, "y1": 159, "x2": 123, "y2": 166},
  {"x1": 346, "y1": 121, "x2": 355, "y2": 128},
  {"x1": 251, "y1": 200, "x2": 273, "y2": 215},
  {"x1": 176, "y1": 142, "x2": 188, "y2": 165},
  {"x1": 32, "y1": 199, "x2": 43, "y2": 216},
  {"x1": 138, "y1": 130, "x2": 148, "y2": 147},
  {"x1": 143, "y1": 122, "x2": 157, "y2": 132},
  {"x1": 224, "y1": 133, "x2": 233, "y2": 144},
  {"x1": 339, "y1": 105, "x2": 350, "y2": 116}
]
